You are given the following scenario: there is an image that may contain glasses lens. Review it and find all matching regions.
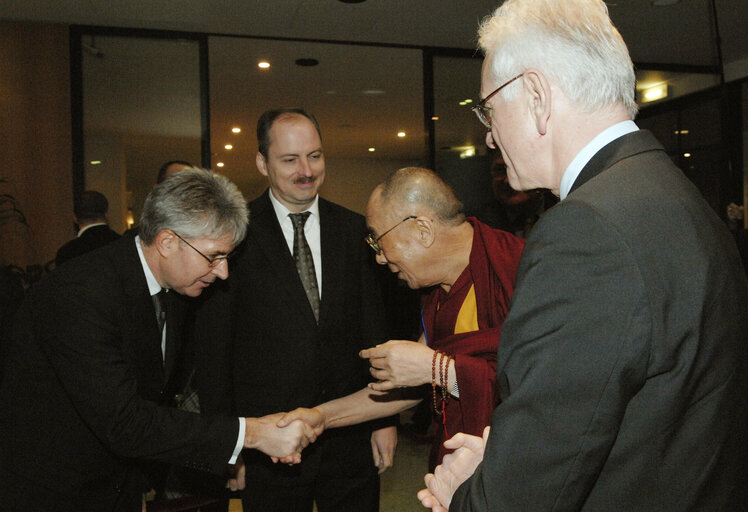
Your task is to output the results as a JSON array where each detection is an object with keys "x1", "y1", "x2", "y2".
[
  {"x1": 364, "y1": 234, "x2": 380, "y2": 254},
  {"x1": 472, "y1": 106, "x2": 490, "y2": 128}
]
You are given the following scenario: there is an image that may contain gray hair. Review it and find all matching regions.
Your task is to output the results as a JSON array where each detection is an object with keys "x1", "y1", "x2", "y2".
[
  {"x1": 379, "y1": 167, "x2": 464, "y2": 225},
  {"x1": 139, "y1": 168, "x2": 249, "y2": 246},
  {"x1": 478, "y1": 0, "x2": 638, "y2": 119}
]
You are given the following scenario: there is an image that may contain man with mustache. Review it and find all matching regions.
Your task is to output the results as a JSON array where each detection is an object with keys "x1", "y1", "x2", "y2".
[{"x1": 195, "y1": 108, "x2": 396, "y2": 512}]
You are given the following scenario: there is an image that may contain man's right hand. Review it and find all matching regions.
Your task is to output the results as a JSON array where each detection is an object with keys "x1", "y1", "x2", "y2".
[{"x1": 243, "y1": 412, "x2": 319, "y2": 462}]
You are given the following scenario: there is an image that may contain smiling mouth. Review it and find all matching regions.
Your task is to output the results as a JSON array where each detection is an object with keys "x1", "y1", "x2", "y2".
[{"x1": 294, "y1": 177, "x2": 316, "y2": 185}]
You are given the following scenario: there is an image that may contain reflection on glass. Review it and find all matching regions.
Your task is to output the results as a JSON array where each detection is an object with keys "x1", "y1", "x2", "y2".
[
  {"x1": 433, "y1": 56, "x2": 494, "y2": 218},
  {"x1": 82, "y1": 36, "x2": 202, "y2": 232},
  {"x1": 208, "y1": 36, "x2": 424, "y2": 214}
]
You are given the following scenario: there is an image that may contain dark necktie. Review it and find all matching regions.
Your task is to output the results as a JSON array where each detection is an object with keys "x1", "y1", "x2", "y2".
[
  {"x1": 289, "y1": 212, "x2": 320, "y2": 322},
  {"x1": 152, "y1": 289, "x2": 167, "y2": 357}
]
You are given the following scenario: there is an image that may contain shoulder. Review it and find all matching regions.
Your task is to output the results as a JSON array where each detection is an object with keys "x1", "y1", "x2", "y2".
[{"x1": 319, "y1": 197, "x2": 365, "y2": 225}]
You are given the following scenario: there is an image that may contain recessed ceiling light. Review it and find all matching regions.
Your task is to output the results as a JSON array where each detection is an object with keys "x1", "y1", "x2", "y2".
[
  {"x1": 216, "y1": 162, "x2": 225, "y2": 167},
  {"x1": 90, "y1": 160, "x2": 102, "y2": 165},
  {"x1": 362, "y1": 89, "x2": 385, "y2": 95},
  {"x1": 431, "y1": 116, "x2": 439, "y2": 121},
  {"x1": 397, "y1": 131, "x2": 406, "y2": 138},
  {"x1": 258, "y1": 61, "x2": 270, "y2": 69},
  {"x1": 295, "y1": 58, "x2": 319, "y2": 67},
  {"x1": 224, "y1": 144, "x2": 233, "y2": 150},
  {"x1": 232, "y1": 127, "x2": 241, "y2": 133},
  {"x1": 368, "y1": 147, "x2": 376, "y2": 152}
]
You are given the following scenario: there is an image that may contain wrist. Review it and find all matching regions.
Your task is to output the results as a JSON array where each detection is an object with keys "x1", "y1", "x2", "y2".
[
  {"x1": 312, "y1": 405, "x2": 330, "y2": 430},
  {"x1": 243, "y1": 417, "x2": 259, "y2": 449}
]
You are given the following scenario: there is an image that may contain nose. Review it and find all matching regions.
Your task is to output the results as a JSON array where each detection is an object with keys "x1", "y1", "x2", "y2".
[
  {"x1": 375, "y1": 251, "x2": 388, "y2": 265},
  {"x1": 212, "y1": 258, "x2": 229, "y2": 280},
  {"x1": 485, "y1": 130, "x2": 497, "y2": 149},
  {"x1": 299, "y1": 158, "x2": 314, "y2": 176}
]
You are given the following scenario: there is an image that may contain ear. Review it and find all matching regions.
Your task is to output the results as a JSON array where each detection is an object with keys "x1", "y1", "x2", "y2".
[
  {"x1": 523, "y1": 70, "x2": 552, "y2": 136},
  {"x1": 414, "y1": 216, "x2": 436, "y2": 249},
  {"x1": 256, "y1": 152, "x2": 269, "y2": 177},
  {"x1": 153, "y1": 229, "x2": 178, "y2": 259}
]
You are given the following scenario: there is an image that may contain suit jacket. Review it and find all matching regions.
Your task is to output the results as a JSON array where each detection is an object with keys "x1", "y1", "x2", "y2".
[
  {"x1": 452, "y1": 130, "x2": 748, "y2": 511},
  {"x1": 0, "y1": 235, "x2": 239, "y2": 512},
  {"x1": 55, "y1": 223, "x2": 122, "y2": 267},
  {"x1": 195, "y1": 190, "x2": 389, "y2": 486}
]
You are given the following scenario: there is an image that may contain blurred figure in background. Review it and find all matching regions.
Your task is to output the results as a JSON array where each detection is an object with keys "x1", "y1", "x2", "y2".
[{"x1": 55, "y1": 190, "x2": 121, "y2": 267}]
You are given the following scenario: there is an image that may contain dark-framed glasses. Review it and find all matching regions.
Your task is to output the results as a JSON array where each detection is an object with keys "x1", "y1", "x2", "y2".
[
  {"x1": 364, "y1": 216, "x2": 417, "y2": 254},
  {"x1": 173, "y1": 231, "x2": 232, "y2": 268},
  {"x1": 471, "y1": 73, "x2": 524, "y2": 128}
]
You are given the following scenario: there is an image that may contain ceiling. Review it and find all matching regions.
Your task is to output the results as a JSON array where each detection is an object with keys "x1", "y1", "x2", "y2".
[
  {"x1": 1, "y1": 0, "x2": 747, "y2": 66},
  {"x1": 1, "y1": 0, "x2": 746, "y2": 199}
]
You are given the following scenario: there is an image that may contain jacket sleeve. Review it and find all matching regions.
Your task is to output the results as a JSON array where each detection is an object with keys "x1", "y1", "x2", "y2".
[{"x1": 39, "y1": 273, "x2": 239, "y2": 475}]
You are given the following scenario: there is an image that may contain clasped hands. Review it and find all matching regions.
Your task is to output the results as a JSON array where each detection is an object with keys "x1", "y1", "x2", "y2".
[{"x1": 243, "y1": 411, "x2": 324, "y2": 464}]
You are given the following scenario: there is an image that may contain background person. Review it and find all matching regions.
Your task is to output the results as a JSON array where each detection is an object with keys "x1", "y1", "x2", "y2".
[{"x1": 55, "y1": 189, "x2": 121, "y2": 267}]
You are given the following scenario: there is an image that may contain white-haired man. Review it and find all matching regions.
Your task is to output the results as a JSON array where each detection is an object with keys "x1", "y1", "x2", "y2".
[{"x1": 419, "y1": 0, "x2": 748, "y2": 510}]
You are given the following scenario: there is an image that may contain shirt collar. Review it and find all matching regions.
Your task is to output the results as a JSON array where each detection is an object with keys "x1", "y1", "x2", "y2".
[
  {"x1": 559, "y1": 120, "x2": 638, "y2": 200},
  {"x1": 135, "y1": 235, "x2": 163, "y2": 296},
  {"x1": 77, "y1": 222, "x2": 107, "y2": 237},
  {"x1": 268, "y1": 188, "x2": 320, "y2": 225}
]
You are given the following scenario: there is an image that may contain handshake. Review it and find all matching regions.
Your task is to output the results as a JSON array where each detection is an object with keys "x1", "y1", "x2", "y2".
[{"x1": 243, "y1": 407, "x2": 326, "y2": 464}]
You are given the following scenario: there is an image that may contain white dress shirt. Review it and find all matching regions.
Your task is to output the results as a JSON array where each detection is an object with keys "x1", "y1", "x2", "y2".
[
  {"x1": 268, "y1": 189, "x2": 323, "y2": 297},
  {"x1": 559, "y1": 120, "x2": 639, "y2": 200}
]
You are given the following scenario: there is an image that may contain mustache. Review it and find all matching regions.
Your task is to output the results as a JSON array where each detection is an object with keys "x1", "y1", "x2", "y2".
[{"x1": 294, "y1": 176, "x2": 316, "y2": 184}]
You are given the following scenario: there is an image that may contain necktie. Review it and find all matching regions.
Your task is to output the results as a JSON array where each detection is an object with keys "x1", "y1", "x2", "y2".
[
  {"x1": 152, "y1": 289, "x2": 167, "y2": 359},
  {"x1": 289, "y1": 212, "x2": 320, "y2": 322}
]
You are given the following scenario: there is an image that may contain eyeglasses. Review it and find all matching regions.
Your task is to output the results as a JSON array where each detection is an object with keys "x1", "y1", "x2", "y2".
[
  {"x1": 471, "y1": 73, "x2": 524, "y2": 128},
  {"x1": 173, "y1": 231, "x2": 232, "y2": 268},
  {"x1": 364, "y1": 216, "x2": 417, "y2": 254}
]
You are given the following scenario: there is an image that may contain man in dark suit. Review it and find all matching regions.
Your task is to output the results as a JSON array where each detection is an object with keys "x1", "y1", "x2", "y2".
[
  {"x1": 0, "y1": 169, "x2": 317, "y2": 512},
  {"x1": 195, "y1": 108, "x2": 396, "y2": 512},
  {"x1": 418, "y1": 1, "x2": 748, "y2": 511},
  {"x1": 55, "y1": 189, "x2": 121, "y2": 267}
]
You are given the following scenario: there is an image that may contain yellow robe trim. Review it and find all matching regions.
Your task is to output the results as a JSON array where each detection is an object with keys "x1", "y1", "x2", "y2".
[{"x1": 454, "y1": 284, "x2": 479, "y2": 334}]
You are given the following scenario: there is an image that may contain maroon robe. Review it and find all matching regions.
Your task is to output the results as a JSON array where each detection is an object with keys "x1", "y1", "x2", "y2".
[{"x1": 422, "y1": 217, "x2": 524, "y2": 469}]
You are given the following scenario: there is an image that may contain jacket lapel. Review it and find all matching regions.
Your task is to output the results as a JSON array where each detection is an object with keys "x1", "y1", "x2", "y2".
[
  {"x1": 250, "y1": 191, "x2": 319, "y2": 326},
  {"x1": 119, "y1": 237, "x2": 166, "y2": 400},
  {"x1": 318, "y1": 198, "x2": 343, "y2": 326},
  {"x1": 569, "y1": 130, "x2": 664, "y2": 195}
]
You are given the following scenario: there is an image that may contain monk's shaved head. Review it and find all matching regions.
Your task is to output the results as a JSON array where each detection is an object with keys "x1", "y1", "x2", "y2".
[{"x1": 377, "y1": 167, "x2": 464, "y2": 225}]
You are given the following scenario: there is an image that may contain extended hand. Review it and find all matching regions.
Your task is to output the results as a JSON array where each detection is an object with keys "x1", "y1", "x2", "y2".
[
  {"x1": 244, "y1": 412, "x2": 318, "y2": 462},
  {"x1": 361, "y1": 340, "x2": 434, "y2": 391},
  {"x1": 418, "y1": 427, "x2": 490, "y2": 510}
]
